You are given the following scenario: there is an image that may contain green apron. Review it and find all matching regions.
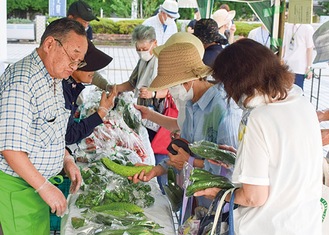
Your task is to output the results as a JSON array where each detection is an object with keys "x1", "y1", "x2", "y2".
[{"x1": 0, "y1": 171, "x2": 49, "y2": 235}]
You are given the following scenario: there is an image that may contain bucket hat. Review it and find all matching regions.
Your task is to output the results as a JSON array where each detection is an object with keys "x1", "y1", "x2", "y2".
[
  {"x1": 194, "y1": 18, "x2": 228, "y2": 45},
  {"x1": 148, "y1": 43, "x2": 212, "y2": 91},
  {"x1": 160, "y1": 0, "x2": 180, "y2": 19},
  {"x1": 153, "y1": 32, "x2": 204, "y2": 58},
  {"x1": 212, "y1": 9, "x2": 235, "y2": 28},
  {"x1": 78, "y1": 40, "x2": 113, "y2": 71},
  {"x1": 313, "y1": 21, "x2": 329, "y2": 64},
  {"x1": 68, "y1": 0, "x2": 99, "y2": 21}
]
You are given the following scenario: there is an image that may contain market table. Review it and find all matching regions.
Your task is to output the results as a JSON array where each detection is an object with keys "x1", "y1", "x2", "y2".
[{"x1": 60, "y1": 179, "x2": 176, "y2": 235}]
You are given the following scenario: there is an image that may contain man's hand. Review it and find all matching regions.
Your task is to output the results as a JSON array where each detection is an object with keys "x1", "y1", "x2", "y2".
[{"x1": 63, "y1": 155, "x2": 82, "y2": 194}]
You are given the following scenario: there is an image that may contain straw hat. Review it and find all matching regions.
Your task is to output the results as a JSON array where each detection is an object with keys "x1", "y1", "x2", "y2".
[
  {"x1": 148, "y1": 43, "x2": 212, "y2": 91},
  {"x1": 212, "y1": 9, "x2": 236, "y2": 28},
  {"x1": 153, "y1": 32, "x2": 204, "y2": 58}
]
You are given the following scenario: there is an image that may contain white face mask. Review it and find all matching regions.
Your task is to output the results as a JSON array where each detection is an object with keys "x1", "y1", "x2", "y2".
[
  {"x1": 164, "y1": 17, "x2": 175, "y2": 26},
  {"x1": 169, "y1": 82, "x2": 194, "y2": 101},
  {"x1": 137, "y1": 51, "x2": 154, "y2": 62},
  {"x1": 136, "y1": 42, "x2": 154, "y2": 62}
]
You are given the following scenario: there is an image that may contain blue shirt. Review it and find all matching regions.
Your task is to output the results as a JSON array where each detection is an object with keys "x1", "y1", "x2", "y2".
[
  {"x1": 160, "y1": 85, "x2": 241, "y2": 175},
  {"x1": 0, "y1": 50, "x2": 70, "y2": 179},
  {"x1": 62, "y1": 77, "x2": 103, "y2": 145}
]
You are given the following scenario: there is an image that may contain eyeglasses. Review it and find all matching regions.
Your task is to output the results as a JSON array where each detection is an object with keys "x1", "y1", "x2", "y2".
[{"x1": 54, "y1": 38, "x2": 87, "y2": 69}]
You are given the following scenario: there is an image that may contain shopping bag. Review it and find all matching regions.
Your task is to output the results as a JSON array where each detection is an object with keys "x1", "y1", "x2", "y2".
[
  {"x1": 211, "y1": 188, "x2": 236, "y2": 235},
  {"x1": 322, "y1": 158, "x2": 329, "y2": 235},
  {"x1": 197, "y1": 188, "x2": 236, "y2": 235},
  {"x1": 151, "y1": 93, "x2": 178, "y2": 154}
]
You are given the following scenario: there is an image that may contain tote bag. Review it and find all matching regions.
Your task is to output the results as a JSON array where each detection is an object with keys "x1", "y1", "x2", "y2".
[{"x1": 151, "y1": 93, "x2": 178, "y2": 154}]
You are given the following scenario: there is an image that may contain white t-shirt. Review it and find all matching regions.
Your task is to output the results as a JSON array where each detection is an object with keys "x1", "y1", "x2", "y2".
[
  {"x1": 143, "y1": 15, "x2": 177, "y2": 45},
  {"x1": 233, "y1": 85, "x2": 322, "y2": 235},
  {"x1": 283, "y1": 23, "x2": 314, "y2": 74},
  {"x1": 248, "y1": 26, "x2": 270, "y2": 48}
]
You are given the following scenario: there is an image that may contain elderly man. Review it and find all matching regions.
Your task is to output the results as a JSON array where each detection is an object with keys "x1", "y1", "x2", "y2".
[
  {"x1": 143, "y1": 0, "x2": 180, "y2": 45},
  {"x1": 0, "y1": 18, "x2": 87, "y2": 235}
]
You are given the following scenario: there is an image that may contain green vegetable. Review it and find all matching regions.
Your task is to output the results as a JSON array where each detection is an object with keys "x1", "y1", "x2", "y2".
[
  {"x1": 101, "y1": 157, "x2": 153, "y2": 177},
  {"x1": 122, "y1": 104, "x2": 141, "y2": 133},
  {"x1": 189, "y1": 140, "x2": 236, "y2": 166},
  {"x1": 186, "y1": 170, "x2": 234, "y2": 197},
  {"x1": 167, "y1": 167, "x2": 176, "y2": 185},
  {"x1": 92, "y1": 202, "x2": 144, "y2": 214},
  {"x1": 71, "y1": 217, "x2": 85, "y2": 229}
]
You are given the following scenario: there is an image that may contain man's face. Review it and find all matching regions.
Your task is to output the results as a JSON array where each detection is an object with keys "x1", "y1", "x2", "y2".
[
  {"x1": 71, "y1": 70, "x2": 94, "y2": 84},
  {"x1": 74, "y1": 17, "x2": 90, "y2": 30},
  {"x1": 43, "y1": 31, "x2": 88, "y2": 79}
]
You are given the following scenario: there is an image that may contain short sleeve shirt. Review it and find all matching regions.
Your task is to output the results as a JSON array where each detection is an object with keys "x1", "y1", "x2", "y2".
[{"x1": 0, "y1": 50, "x2": 70, "y2": 179}]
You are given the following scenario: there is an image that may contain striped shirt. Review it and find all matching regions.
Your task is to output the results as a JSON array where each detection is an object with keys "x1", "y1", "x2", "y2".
[{"x1": 0, "y1": 50, "x2": 70, "y2": 179}]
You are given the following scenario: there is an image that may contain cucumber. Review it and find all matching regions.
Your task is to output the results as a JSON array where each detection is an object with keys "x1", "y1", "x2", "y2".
[
  {"x1": 101, "y1": 158, "x2": 153, "y2": 177},
  {"x1": 186, "y1": 178, "x2": 234, "y2": 197},
  {"x1": 189, "y1": 140, "x2": 236, "y2": 166}
]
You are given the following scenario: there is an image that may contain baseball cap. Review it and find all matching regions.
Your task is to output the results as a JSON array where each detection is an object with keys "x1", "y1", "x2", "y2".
[
  {"x1": 68, "y1": 1, "x2": 99, "y2": 22},
  {"x1": 160, "y1": 0, "x2": 180, "y2": 19},
  {"x1": 194, "y1": 19, "x2": 228, "y2": 45},
  {"x1": 78, "y1": 40, "x2": 113, "y2": 71}
]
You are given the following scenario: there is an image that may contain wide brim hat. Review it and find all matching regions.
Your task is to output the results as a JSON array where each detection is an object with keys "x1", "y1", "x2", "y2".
[
  {"x1": 68, "y1": 0, "x2": 99, "y2": 21},
  {"x1": 193, "y1": 18, "x2": 228, "y2": 45},
  {"x1": 313, "y1": 20, "x2": 329, "y2": 64},
  {"x1": 148, "y1": 43, "x2": 212, "y2": 91},
  {"x1": 160, "y1": 0, "x2": 180, "y2": 19},
  {"x1": 78, "y1": 40, "x2": 113, "y2": 71},
  {"x1": 212, "y1": 9, "x2": 235, "y2": 28},
  {"x1": 153, "y1": 32, "x2": 204, "y2": 58}
]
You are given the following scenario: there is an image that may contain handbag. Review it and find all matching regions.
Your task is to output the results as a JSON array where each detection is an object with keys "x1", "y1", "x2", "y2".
[
  {"x1": 197, "y1": 188, "x2": 236, "y2": 235},
  {"x1": 151, "y1": 93, "x2": 178, "y2": 154},
  {"x1": 322, "y1": 158, "x2": 329, "y2": 235},
  {"x1": 210, "y1": 188, "x2": 236, "y2": 235}
]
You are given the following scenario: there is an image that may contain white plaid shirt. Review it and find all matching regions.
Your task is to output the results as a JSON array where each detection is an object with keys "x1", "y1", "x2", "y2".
[{"x1": 0, "y1": 50, "x2": 70, "y2": 179}]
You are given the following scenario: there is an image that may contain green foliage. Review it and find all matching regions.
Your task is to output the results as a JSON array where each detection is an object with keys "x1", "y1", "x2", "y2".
[
  {"x1": 116, "y1": 20, "x2": 144, "y2": 34},
  {"x1": 90, "y1": 18, "x2": 119, "y2": 34},
  {"x1": 213, "y1": 1, "x2": 255, "y2": 21},
  {"x1": 235, "y1": 22, "x2": 262, "y2": 37}
]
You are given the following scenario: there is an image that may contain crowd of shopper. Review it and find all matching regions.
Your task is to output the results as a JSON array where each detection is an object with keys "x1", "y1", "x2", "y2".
[{"x1": 0, "y1": 0, "x2": 326, "y2": 234}]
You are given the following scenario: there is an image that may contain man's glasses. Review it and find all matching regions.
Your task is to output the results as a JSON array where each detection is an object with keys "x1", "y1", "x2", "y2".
[{"x1": 54, "y1": 38, "x2": 87, "y2": 69}]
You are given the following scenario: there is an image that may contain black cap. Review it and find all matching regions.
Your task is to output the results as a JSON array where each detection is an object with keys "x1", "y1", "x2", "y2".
[
  {"x1": 78, "y1": 40, "x2": 113, "y2": 71},
  {"x1": 68, "y1": 1, "x2": 99, "y2": 21},
  {"x1": 194, "y1": 18, "x2": 228, "y2": 45}
]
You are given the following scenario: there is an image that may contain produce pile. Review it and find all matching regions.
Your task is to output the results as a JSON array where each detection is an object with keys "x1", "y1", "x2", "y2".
[
  {"x1": 70, "y1": 160, "x2": 164, "y2": 234},
  {"x1": 74, "y1": 91, "x2": 155, "y2": 165}
]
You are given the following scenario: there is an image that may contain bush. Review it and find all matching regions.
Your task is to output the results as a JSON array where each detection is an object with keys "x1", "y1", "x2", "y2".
[
  {"x1": 91, "y1": 19, "x2": 119, "y2": 34},
  {"x1": 235, "y1": 22, "x2": 262, "y2": 37},
  {"x1": 47, "y1": 17, "x2": 261, "y2": 37}
]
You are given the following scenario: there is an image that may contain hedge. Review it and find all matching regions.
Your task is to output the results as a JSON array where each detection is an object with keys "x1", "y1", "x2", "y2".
[{"x1": 48, "y1": 17, "x2": 261, "y2": 36}]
